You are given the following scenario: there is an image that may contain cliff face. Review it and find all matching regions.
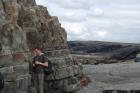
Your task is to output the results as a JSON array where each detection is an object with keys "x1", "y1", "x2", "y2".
[{"x1": 0, "y1": 0, "x2": 82, "y2": 93}]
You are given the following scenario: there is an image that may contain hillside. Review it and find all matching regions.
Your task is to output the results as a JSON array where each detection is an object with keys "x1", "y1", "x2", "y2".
[{"x1": 68, "y1": 41, "x2": 140, "y2": 64}]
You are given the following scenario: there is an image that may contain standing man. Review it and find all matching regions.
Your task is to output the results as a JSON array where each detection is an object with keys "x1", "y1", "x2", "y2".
[
  {"x1": 0, "y1": 72, "x2": 4, "y2": 92},
  {"x1": 32, "y1": 47, "x2": 48, "y2": 93}
]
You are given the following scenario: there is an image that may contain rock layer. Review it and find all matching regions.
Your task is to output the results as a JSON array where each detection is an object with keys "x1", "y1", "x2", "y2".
[{"x1": 0, "y1": 0, "x2": 82, "y2": 93}]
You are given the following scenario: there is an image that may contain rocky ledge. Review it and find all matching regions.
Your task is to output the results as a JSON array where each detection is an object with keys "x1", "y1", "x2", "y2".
[
  {"x1": 0, "y1": 0, "x2": 82, "y2": 93},
  {"x1": 77, "y1": 63, "x2": 140, "y2": 93}
]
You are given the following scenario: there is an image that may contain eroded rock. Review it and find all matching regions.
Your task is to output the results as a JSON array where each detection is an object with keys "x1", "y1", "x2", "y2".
[{"x1": 0, "y1": 0, "x2": 81, "y2": 93}]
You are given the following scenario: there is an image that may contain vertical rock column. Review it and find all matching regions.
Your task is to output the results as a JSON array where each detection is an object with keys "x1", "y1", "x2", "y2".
[
  {"x1": 0, "y1": 0, "x2": 31, "y2": 93},
  {"x1": 18, "y1": 4, "x2": 82, "y2": 93},
  {"x1": 0, "y1": 24, "x2": 31, "y2": 93},
  {"x1": 0, "y1": 0, "x2": 82, "y2": 93}
]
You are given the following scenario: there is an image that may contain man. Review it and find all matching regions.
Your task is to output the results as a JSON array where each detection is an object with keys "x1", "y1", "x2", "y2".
[
  {"x1": 32, "y1": 47, "x2": 48, "y2": 93},
  {"x1": 0, "y1": 72, "x2": 4, "y2": 92}
]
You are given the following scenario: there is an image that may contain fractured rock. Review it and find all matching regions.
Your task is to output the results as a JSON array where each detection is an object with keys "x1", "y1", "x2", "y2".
[{"x1": 0, "y1": 0, "x2": 81, "y2": 93}]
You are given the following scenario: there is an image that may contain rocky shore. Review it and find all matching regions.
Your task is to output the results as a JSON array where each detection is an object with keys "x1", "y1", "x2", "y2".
[{"x1": 76, "y1": 63, "x2": 140, "y2": 93}]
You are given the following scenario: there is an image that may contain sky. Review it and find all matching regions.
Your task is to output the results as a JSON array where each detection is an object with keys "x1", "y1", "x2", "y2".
[{"x1": 36, "y1": 0, "x2": 140, "y2": 43}]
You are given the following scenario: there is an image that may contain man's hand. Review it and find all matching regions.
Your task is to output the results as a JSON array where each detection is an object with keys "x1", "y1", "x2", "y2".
[
  {"x1": 35, "y1": 61, "x2": 42, "y2": 65},
  {"x1": 33, "y1": 63, "x2": 35, "y2": 67}
]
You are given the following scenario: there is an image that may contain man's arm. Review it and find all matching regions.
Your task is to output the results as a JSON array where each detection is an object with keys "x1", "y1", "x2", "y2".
[{"x1": 35, "y1": 61, "x2": 48, "y2": 67}]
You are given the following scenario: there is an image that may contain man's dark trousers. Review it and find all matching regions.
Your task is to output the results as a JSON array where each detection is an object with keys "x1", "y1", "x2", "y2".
[{"x1": 33, "y1": 73, "x2": 44, "y2": 93}]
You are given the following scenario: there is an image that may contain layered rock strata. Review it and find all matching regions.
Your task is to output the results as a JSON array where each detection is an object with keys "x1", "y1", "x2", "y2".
[{"x1": 0, "y1": 0, "x2": 82, "y2": 93}]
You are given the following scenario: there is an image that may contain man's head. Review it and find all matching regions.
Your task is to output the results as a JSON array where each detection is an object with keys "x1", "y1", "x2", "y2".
[{"x1": 33, "y1": 47, "x2": 42, "y2": 56}]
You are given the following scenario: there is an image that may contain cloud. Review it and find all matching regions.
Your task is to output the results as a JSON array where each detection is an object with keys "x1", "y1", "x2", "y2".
[
  {"x1": 36, "y1": 0, "x2": 140, "y2": 43},
  {"x1": 58, "y1": 9, "x2": 88, "y2": 22},
  {"x1": 45, "y1": 0, "x2": 91, "y2": 9}
]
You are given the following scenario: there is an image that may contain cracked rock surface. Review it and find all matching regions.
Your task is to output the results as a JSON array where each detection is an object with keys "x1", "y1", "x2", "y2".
[
  {"x1": 0, "y1": 0, "x2": 82, "y2": 93},
  {"x1": 76, "y1": 63, "x2": 140, "y2": 93}
]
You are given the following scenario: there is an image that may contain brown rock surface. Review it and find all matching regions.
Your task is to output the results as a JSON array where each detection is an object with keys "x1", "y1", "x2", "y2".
[{"x1": 0, "y1": 0, "x2": 82, "y2": 93}]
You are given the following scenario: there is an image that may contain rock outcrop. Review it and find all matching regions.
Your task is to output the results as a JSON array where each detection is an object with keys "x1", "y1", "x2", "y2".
[
  {"x1": 0, "y1": 0, "x2": 82, "y2": 93},
  {"x1": 134, "y1": 53, "x2": 140, "y2": 62}
]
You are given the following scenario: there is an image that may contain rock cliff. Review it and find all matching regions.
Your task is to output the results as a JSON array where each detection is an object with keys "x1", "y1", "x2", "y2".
[{"x1": 0, "y1": 0, "x2": 82, "y2": 93}]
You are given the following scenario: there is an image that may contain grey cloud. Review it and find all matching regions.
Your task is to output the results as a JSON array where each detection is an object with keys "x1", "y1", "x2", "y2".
[
  {"x1": 36, "y1": 0, "x2": 140, "y2": 43},
  {"x1": 46, "y1": 0, "x2": 91, "y2": 9}
]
